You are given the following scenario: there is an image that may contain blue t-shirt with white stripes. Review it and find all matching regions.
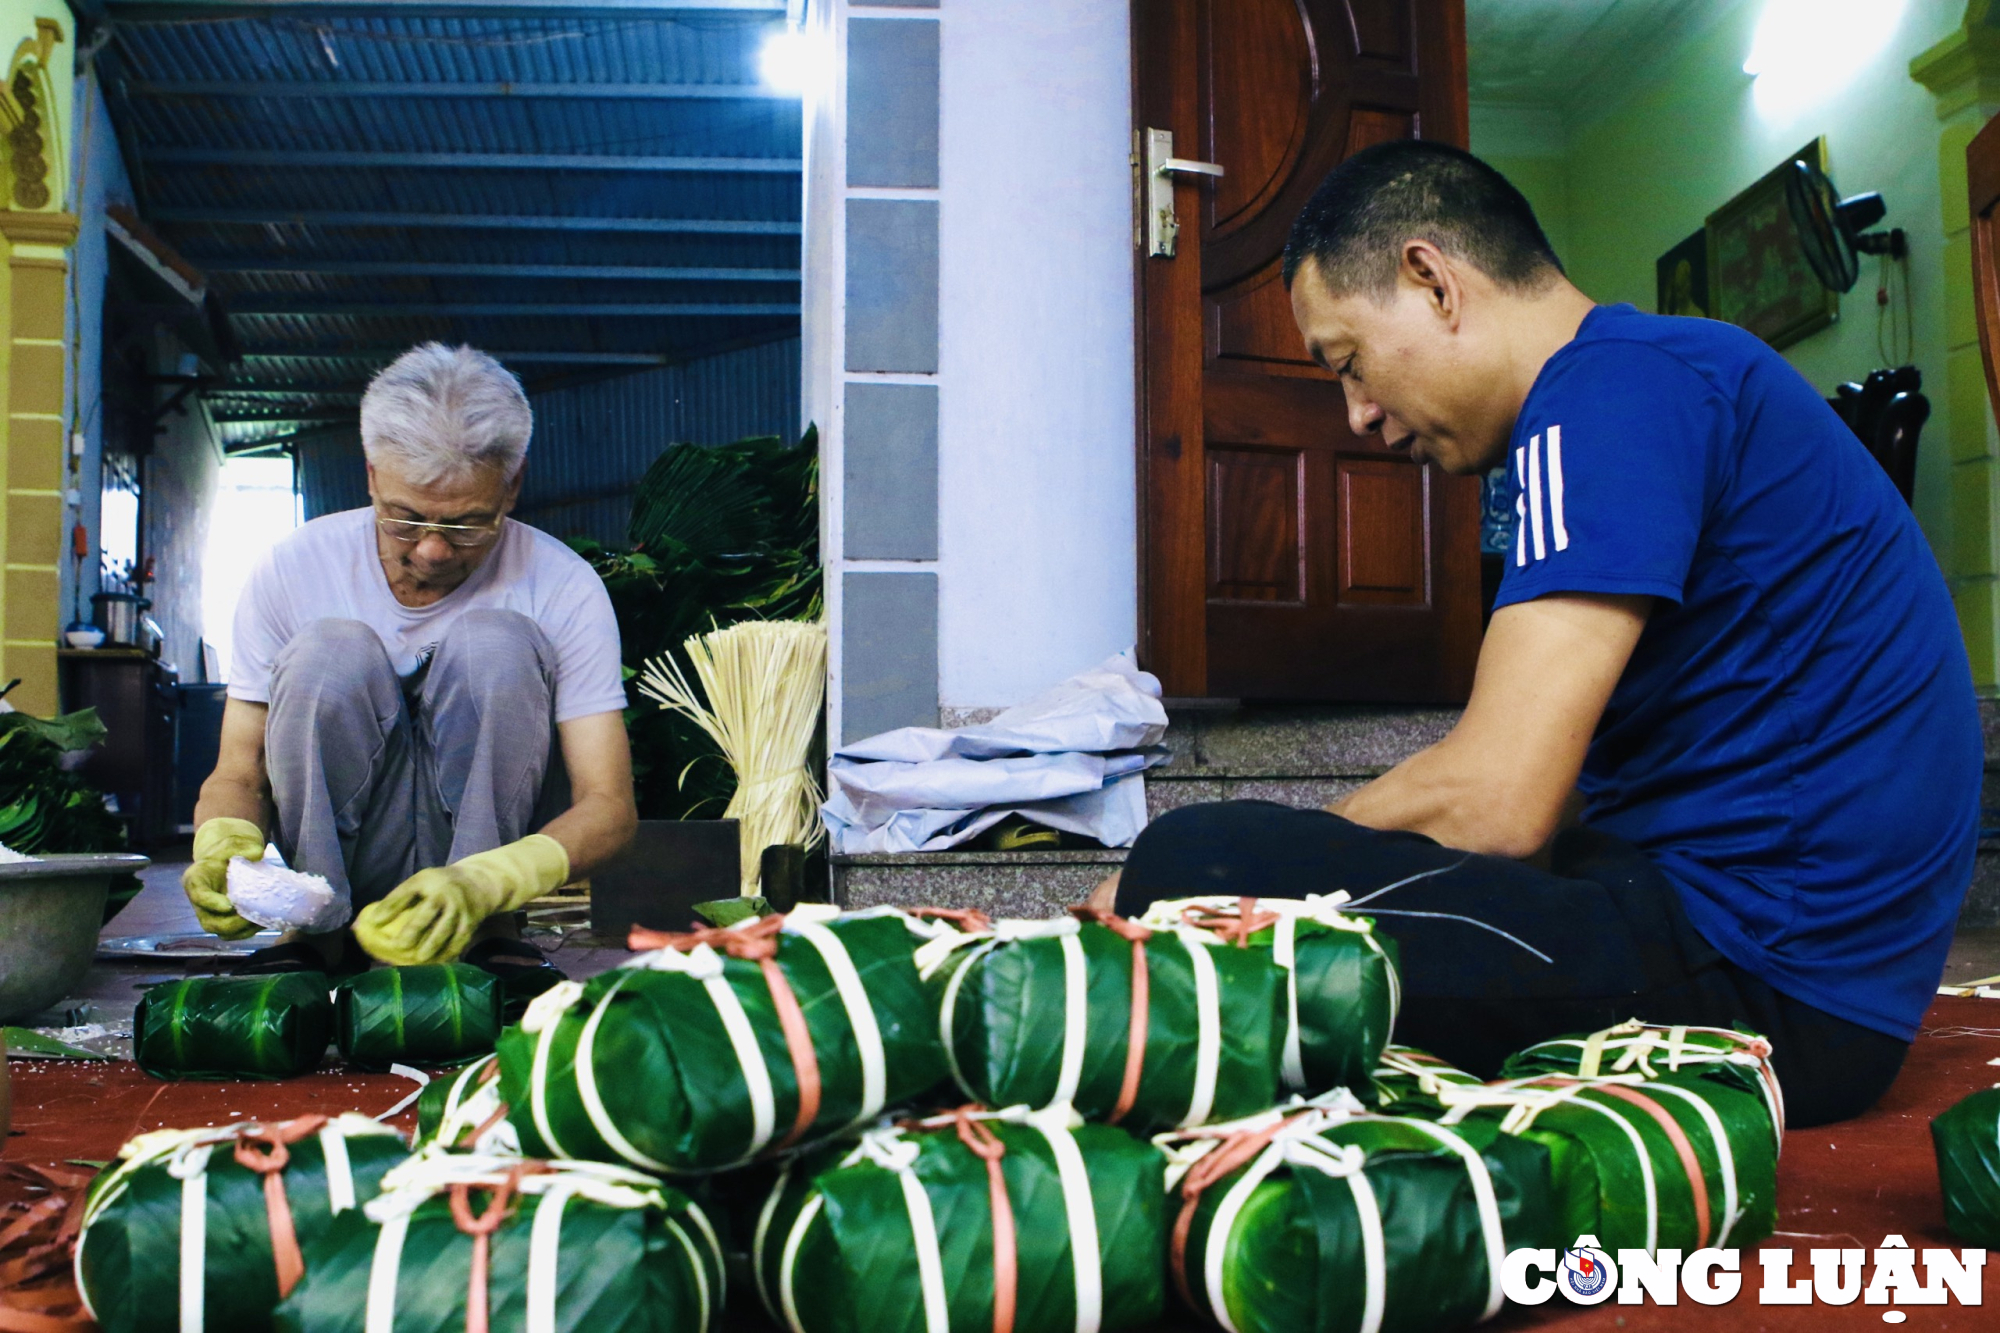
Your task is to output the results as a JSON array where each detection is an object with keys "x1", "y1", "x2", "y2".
[{"x1": 1493, "y1": 303, "x2": 1980, "y2": 1041}]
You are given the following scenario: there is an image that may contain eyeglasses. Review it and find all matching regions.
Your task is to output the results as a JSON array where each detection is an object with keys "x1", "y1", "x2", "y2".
[{"x1": 375, "y1": 513, "x2": 504, "y2": 549}]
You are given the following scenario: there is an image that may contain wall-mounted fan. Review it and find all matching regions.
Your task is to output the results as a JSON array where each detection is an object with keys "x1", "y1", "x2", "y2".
[{"x1": 1785, "y1": 158, "x2": 1906, "y2": 294}]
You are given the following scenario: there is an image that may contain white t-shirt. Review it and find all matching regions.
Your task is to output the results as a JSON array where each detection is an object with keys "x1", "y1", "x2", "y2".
[{"x1": 228, "y1": 508, "x2": 628, "y2": 724}]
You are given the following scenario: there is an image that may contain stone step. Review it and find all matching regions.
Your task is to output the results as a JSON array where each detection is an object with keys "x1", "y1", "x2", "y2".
[{"x1": 834, "y1": 700, "x2": 2000, "y2": 923}]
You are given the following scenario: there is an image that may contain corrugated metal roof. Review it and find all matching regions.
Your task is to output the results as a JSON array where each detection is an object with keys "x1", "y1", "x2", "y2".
[{"x1": 92, "y1": 2, "x2": 801, "y2": 445}]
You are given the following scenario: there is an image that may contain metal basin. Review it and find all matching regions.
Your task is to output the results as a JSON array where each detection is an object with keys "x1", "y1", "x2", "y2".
[{"x1": 0, "y1": 854, "x2": 150, "y2": 1023}]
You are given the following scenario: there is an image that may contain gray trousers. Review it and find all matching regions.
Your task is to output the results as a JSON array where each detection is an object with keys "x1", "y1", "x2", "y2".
[{"x1": 265, "y1": 610, "x2": 565, "y2": 910}]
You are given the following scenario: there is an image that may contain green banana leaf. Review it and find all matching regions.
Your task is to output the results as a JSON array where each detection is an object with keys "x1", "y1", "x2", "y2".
[
  {"x1": 496, "y1": 909, "x2": 945, "y2": 1173},
  {"x1": 1137, "y1": 897, "x2": 1401, "y2": 1098},
  {"x1": 76, "y1": 1115, "x2": 408, "y2": 1333},
  {"x1": 410, "y1": 1055, "x2": 518, "y2": 1156},
  {"x1": 1162, "y1": 1103, "x2": 1559, "y2": 1333},
  {"x1": 1499, "y1": 1020, "x2": 1785, "y2": 1150},
  {"x1": 273, "y1": 1156, "x2": 723, "y2": 1333},
  {"x1": 1933, "y1": 1086, "x2": 2000, "y2": 1246},
  {"x1": 1446, "y1": 1070, "x2": 1777, "y2": 1254},
  {"x1": 926, "y1": 919, "x2": 1287, "y2": 1133},
  {"x1": 135, "y1": 974, "x2": 335, "y2": 1081},
  {"x1": 752, "y1": 1112, "x2": 1165, "y2": 1333},
  {"x1": 334, "y1": 964, "x2": 501, "y2": 1071}
]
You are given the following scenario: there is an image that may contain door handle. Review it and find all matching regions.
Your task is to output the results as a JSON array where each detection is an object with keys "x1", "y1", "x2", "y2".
[{"x1": 1144, "y1": 127, "x2": 1225, "y2": 258}]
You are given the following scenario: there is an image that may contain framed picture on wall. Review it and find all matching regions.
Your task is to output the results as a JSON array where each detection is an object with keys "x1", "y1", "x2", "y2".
[
  {"x1": 1706, "y1": 137, "x2": 1839, "y2": 350},
  {"x1": 1656, "y1": 229, "x2": 1709, "y2": 318}
]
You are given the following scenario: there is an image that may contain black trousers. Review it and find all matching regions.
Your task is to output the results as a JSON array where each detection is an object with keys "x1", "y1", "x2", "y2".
[{"x1": 1115, "y1": 801, "x2": 1910, "y2": 1128}]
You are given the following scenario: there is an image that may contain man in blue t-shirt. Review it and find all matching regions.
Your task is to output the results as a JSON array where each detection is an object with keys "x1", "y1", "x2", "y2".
[{"x1": 1112, "y1": 140, "x2": 1981, "y2": 1126}]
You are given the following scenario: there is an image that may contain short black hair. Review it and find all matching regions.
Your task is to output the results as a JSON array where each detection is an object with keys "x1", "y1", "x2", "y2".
[{"x1": 1282, "y1": 139, "x2": 1563, "y2": 298}]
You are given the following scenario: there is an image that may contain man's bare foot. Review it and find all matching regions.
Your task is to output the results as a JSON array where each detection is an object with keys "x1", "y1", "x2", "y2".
[{"x1": 1085, "y1": 870, "x2": 1121, "y2": 915}]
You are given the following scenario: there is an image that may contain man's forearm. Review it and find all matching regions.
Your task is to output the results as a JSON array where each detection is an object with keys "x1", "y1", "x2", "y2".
[
  {"x1": 193, "y1": 776, "x2": 269, "y2": 834},
  {"x1": 1332, "y1": 737, "x2": 1554, "y2": 859},
  {"x1": 534, "y1": 791, "x2": 638, "y2": 880}
]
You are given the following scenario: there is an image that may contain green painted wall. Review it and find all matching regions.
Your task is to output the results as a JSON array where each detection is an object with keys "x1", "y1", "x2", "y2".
[{"x1": 1473, "y1": 0, "x2": 1968, "y2": 567}]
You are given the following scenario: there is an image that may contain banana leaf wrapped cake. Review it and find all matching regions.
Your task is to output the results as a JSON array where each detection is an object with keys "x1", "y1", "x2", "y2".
[
  {"x1": 134, "y1": 974, "x2": 335, "y2": 1081},
  {"x1": 1369, "y1": 1046, "x2": 1487, "y2": 1115},
  {"x1": 1498, "y1": 1020, "x2": 1785, "y2": 1152},
  {"x1": 919, "y1": 909, "x2": 1287, "y2": 1132},
  {"x1": 335, "y1": 963, "x2": 502, "y2": 1071},
  {"x1": 76, "y1": 1114, "x2": 408, "y2": 1333},
  {"x1": 1932, "y1": 1086, "x2": 2000, "y2": 1246},
  {"x1": 1430, "y1": 1069, "x2": 1778, "y2": 1254},
  {"x1": 1159, "y1": 1093, "x2": 1558, "y2": 1333},
  {"x1": 1138, "y1": 895, "x2": 1401, "y2": 1097},
  {"x1": 497, "y1": 906, "x2": 947, "y2": 1173},
  {"x1": 272, "y1": 1154, "x2": 724, "y2": 1333},
  {"x1": 752, "y1": 1106, "x2": 1166, "y2": 1333},
  {"x1": 413, "y1": 1054, "x2": 517, "y2": 1155}
]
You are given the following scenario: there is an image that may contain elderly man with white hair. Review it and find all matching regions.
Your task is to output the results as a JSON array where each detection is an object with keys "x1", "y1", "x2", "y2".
[{"x1": 182, "y1": 343, "x2": 636, "y2": 982}]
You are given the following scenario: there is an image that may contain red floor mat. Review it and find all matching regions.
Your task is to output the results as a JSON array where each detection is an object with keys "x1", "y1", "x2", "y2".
[{"x1": 6, "y1": 998, "x2": 1999, "y2": 1330}]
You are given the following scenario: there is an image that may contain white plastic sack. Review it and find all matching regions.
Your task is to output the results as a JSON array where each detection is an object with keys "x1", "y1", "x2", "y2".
[
  {"x1": 226, "y1": 854, "x2": 350, "y2": 933},
  {"x1": 822, "y1": 650, "x2": 1170, "y2": 854}
]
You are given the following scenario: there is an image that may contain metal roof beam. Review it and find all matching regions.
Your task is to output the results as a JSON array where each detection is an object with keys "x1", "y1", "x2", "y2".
[
  {"x1": 239, "y1": 348, "x2": 680, "y2": 365},
  {"x1": 107, "y1": 2, "x2": 783, "y2": 17},
  {"x1": 151, "y1": 209, "x2": 800, "y2": 235},
  {"x1": 229, "y1": 301, "x2": 799, "y2": 316},
  {"x1": 133, "y1": 80, "x2": 792, "y2": 100},
  {"x1": 210, "y1": 409, "x2": 358, "y2": 424},
  {"x1": 143, "y1": 148, "x2": 800, "y2": 173},
  {"x1": 196, "y1": 259, "x2": 800, "y2": 282}
]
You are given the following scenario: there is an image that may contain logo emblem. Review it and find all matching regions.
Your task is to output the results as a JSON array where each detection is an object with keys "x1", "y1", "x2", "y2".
[{"x1": 1559, "y1": 1238, "x2": 1617, "y2": 1305}]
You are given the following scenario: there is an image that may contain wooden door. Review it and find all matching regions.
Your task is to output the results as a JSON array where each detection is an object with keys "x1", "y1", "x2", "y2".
[
  {"x1": 1970, "y1": 111, "x2": 2000, "y2": 434},
  {"x1": 1135, "y1": 0, "x2": 1481, "y2": 701}
]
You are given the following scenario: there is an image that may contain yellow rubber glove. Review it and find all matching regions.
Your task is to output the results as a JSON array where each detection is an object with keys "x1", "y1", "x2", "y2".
[
  {"x1": 182, "y1": 817, "x2": 266, "y2": 940},
  {"x1": 352, "y1": 834, "x2": 570, "y2": 966}
]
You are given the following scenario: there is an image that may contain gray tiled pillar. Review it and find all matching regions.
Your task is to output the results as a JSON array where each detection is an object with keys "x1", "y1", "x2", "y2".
[
  {"x1": 842, "y1": 572, "x2": 939, "y2": 742},
  {"x1": 837, "y1": 4, "x2": 943, "y2": 744}
]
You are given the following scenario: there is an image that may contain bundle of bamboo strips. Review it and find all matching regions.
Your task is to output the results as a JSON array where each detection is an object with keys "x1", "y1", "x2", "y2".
[{"x1": 637, "y1": 619, "x2": 829, "y2": 896}]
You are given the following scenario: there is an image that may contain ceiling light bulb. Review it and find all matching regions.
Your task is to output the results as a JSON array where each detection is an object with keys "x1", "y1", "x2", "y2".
[{"x1": 760, "y1": 27, "x2": 817, "y2": 97}]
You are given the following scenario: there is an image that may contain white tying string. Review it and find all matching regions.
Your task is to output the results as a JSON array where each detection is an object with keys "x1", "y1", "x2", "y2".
[
  {"x1": 896, "y1": 1169, "x2": 951, "y2": 1333},
  {"x1": 1180, "y1": 931, "x2": 1222, "y2": 1127},
  {"x1": 364, "y1": 1210, "x2": 409, "y2": 1333},
  {"x1": 525, "y1": 1183, "x2": 572, "y2": 1333},
  {"x1": 663, "y1": 1217, "x2": 713, "y2": 1333},
  {"x1": 374, "y1": 1063, "x2": 431, "y2": 1123},
  {"x1": 177, "y1": 1146, "x2": 211, "y2": 1333},
  {"x1": 1643, "y1": 1080, "x2": 1740, "y2": 1247},
  {"x1": 751, "y1": 1165, "x2": 791, "y2": 1326},
  {"x1": 790, "y1": 920, "x2": 888, "y2": 1122},
  {"x1": 777, "y1": 1194, "x2": 823, "y2": 1333},
  {"x1": 1036, "y1": 1120, "x2": 1104, "y2": 1333},
  {"x1": 575, "y1": 974, "x2": 674, "y2": 1173},
  {"x1": 1055, "y1": 932, "x2": 1090, "y2": 1108},
  {"x1": 1274, "y1": 914, "x2": 1305, "y2": 1091},
  {"x1": 320, "y1": 1124, "x2": 356, "y2": 1215},
  {"x1": 1342, "y1": 855, "x2": 1473, "y2": 908},
  {"x1": 1346, "y1": 907, "x2": 1554, "y2": 964}
]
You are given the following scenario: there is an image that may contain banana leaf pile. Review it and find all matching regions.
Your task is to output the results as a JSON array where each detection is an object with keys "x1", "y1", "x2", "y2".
[
  {"x1": 1138, "y1": 895, "x2": 1401, "y2": 1096},
  {"x1": 571, "y1": 428, "x2": 822, "y2": 822},
  {"x1": 135, "y1": 974, "x2": 334, "y2": 1081},
  {"x1": 1431, "y1": 1070, "x2": 1778, "y2": 1254},
  {"x1": 922, "y1": 915, "x2": 1287, "y2": 1133},
  {"x1": 1933, "y1": 1086, "x2": 2000, "y2": 1246},
  {"x1": 497, "y1": 907, "x2": 945, "y2": 1173},
  {"x1": 1159, "y1": 1095, "x2": 1559, "y2": 1333},
  {"x1": 334, "y1": 963, "x2": 501, "y2": 1071},
  {"x1": 273, "y1": 1155, "x2": 724, "y2": 1333},
  {"x1": 752, "y1": 1107, "x2": 1166, "y2": 1333},
  {"x1": 1499, "y1": 1020, "x2": 1785, "y2": 1150},
  {"x1": 76, "y1": 1114, "x2": 407, "y2": 1333},
  {"x1": 0, "y1": 709, "x2": 124, "y2": 854},
  {"x1": 0, "y1": 708, "x2": 137, "y2": 917}
]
